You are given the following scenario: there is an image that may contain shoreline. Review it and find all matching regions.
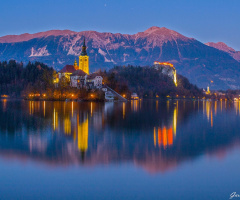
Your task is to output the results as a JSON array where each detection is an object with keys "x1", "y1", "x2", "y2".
[{"x1": 0, "y1": 97, "x2": 234, "y2": 102}]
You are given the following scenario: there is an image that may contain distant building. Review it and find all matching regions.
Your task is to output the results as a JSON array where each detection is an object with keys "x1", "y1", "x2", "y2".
[
  {"x1": 153, "y1": 61, "x2": 177, "y2": 86},
  {"x1": 102, "y1": 86, "x2": 127, "y2": 101},
  {"x1": 70, "y1": 70, "x2": 87, "y2": 88},
  {"x1": 86, "y1": 73, "x2": 103, "y2": 89},
  {"x1": 131, "y1": 93, "x2": 139, "y2": 100},
  {"x1": 204, "y1": 86, "x2": 211, "y2": 95},
  {"x1": 58, "y1": 65, "x2": 77, "y2": 81},
  {"x1": 70, "y1": 70, "x2": 103, "y2": 90},
  {"x1": 105, "y1": 91, "x2": 115, "y2": 101}
]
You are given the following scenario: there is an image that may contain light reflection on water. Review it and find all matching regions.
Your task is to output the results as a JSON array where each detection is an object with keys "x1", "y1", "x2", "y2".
[{"x1": 0, "y1": 99, "x2": 240, "y2": 199}]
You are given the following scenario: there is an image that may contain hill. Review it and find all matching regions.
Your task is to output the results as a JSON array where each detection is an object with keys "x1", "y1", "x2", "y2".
[
  {"x1": 205, "y1": 42, "x2": 240, "y2": 62},
  {"x1": 101, "y1": 65, "x2": 202, "y2": 98}
]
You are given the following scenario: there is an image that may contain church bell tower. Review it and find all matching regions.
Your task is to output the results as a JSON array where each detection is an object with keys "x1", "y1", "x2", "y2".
[{"x1": 79, "y1": 37, "x2": 89, "y2": 75}]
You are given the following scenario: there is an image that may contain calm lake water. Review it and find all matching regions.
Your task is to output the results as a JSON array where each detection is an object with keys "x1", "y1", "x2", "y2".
[{"x1": 0, "y1": 99, "x2": 240, "y2": 200}]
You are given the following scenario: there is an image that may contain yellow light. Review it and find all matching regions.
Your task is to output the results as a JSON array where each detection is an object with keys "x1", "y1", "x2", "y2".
[
  {"x1": 78, "y1": 118, "x2": 89, "y2": 152},
  {"x1": 154, "y1": 61, "x2": 174, "y2": 68},
  {"x1": 72, "y1": 94, "x2": 74, "y2": 97},
  {"x1": 43, "y1": 94, "x2": 46, "y2": 97},
  {"x1": 153, "y1": 127, "x2": 156, "y2": 147},
  {"x1": 123, "y1": 94, "x2": 126, "y2": 98},
  {"x1": 91, "y1": 94, "x2": 93, "y2": 97}
]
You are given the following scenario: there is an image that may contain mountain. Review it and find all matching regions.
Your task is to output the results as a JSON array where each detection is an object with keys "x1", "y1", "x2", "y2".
[
  {"x1": 206, "y1": 42, "x2": 240, "y2": 62},
  {"x1": 0, "y1": 26, "x2": 240, "y2": 90}
]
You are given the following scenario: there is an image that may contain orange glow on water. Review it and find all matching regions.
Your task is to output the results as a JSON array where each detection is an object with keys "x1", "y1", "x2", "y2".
[
  {"x1": 168, "y1": 128, "x2": 173, "y2": 146},
  {"x1": 162, "y1": 127, "x2": 167, "y2": 148},
  {"x1": 156, "y1": 126, "x2": 174, "y2": 149},
  {"x1": 154, "y1": 127, "x2": 156, "y2": 147},
  {"x1": 158, "y1": 128, "x2": 162, "y2": 147}
]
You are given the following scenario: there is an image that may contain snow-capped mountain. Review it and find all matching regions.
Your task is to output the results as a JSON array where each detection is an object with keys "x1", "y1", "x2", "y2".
[
  {"x1": 0, "y1": 26, "x2": 240, "y2": 89},
  {"x1": 205, "y1": 42, "x2": 240, "y2": 62}
]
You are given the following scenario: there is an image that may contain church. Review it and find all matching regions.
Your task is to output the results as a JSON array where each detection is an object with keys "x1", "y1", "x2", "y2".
[{"x1": 56, "y1": 37, "x2": 103, "y2": 89}]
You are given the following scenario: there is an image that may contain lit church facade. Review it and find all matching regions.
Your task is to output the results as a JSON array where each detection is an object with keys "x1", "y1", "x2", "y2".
[
  {"x1": 56, "y1": 37, "x2": 103, "y2": 89},
  {"x1": 79, "y1": 38, "x2": 89, "y2": 75}
]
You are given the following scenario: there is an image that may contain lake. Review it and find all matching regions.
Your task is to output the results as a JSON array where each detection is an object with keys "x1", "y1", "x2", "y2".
[{"x1": 0, "y1": 99, "x2": 240, "y2": 200}]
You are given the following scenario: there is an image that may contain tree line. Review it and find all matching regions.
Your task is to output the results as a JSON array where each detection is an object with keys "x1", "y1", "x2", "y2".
[
  {"x1": 0, "y1": 60, "x2": 54, "y2": 97},
  {"x1": 0, "y1": 61, "x2": 203, "y2": 99},
  {"x1": 100, "y1": 65, "x2": 203, "y2": 98}
]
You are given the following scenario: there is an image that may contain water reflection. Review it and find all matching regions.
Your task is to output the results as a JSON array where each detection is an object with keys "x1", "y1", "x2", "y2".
[{"x1": 0, "y1": 99, "x2": 240, "y2": 173}]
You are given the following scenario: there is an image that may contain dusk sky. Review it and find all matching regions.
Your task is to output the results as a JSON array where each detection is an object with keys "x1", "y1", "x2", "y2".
[{"x1": 0, "y1": 0, "x2": 239, "y2": 50}]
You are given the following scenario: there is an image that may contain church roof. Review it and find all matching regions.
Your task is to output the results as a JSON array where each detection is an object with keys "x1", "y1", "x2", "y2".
[
  {"x1": 70, "y1": 69, "x2": 87, "y2": 77},
  {"x1": 87, "y1": 72, "x2": 102, "y2": 79},
  {"x1": 59, "y1": 65, "x2": 76, "y2": 73}
]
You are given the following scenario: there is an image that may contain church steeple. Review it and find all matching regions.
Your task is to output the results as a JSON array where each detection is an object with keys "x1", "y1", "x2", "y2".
[
  {"x1": 81, "y1": 37, "x2": 87, "y2": 56},
  {"x1": 79, "y1": 36, "x2": 89, "y2": 74},
  {"x1": 73, "y1": 58, "x2": 78, "y2": 70}
]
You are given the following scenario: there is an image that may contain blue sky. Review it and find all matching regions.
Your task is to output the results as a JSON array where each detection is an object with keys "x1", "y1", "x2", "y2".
[{"x1": 0, "y1": 0, "x2": 239, "y2": 50}]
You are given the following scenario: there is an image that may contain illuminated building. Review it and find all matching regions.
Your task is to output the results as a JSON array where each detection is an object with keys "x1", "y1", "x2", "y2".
[
  {"x1": 86, "y1": 73, "x2": 103, "y2": 89},
  {"x1": 70, "y1": 70, "x2": 87, "y2": 88},
  {"x1": 73, "y1": 59, "x2": 78, "y2": 69},
  {"x1": 131, "y1": 93, "x2": 139, "y2": 100},
  {"x1": 204, "y1": 86, "x2": 211, "y2": 95},
  {"x1": 79, "y1": 38, "x2": 89, "y2": 75},
  {"x1": 153, "y1": 61, "x2": 177, "y2": 86},
  {"x1": 58, "y1": 65, "x2": 76, "y2": 81},
  {"x1": 57, "y1": 38, "x2": 89, "y2": 83},
  {"x1": 105, "y1": 91, "x2": 115, "y2": 101}
]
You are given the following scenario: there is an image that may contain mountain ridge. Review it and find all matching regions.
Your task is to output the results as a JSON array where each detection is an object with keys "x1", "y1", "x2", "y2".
[
  {"x1": 205, "y1": 42, "x2": 240, "y2": 62},
  {"x1": 0, "y1": 26, "x2": 239, "y2": 90}
]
